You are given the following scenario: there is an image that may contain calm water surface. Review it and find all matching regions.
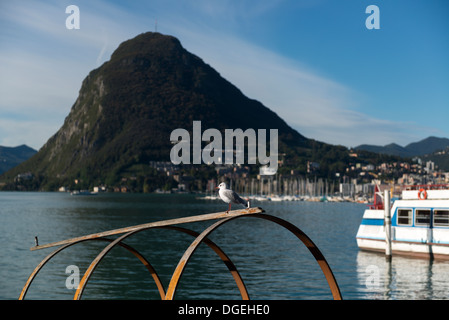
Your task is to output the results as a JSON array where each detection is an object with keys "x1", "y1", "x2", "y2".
[{"x1": 1, "y1": 192, "x2": 449, "y2": 300}]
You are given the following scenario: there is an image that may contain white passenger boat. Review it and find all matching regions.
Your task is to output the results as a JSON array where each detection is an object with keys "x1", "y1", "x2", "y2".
[{"x1": 356, "y1": 185, "x2": 449, "y2": 259}]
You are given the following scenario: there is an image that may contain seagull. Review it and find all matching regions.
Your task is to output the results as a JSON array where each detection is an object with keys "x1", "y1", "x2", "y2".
[{"x1": 216, "y1": 182, "x2": 250, "y2": 213}]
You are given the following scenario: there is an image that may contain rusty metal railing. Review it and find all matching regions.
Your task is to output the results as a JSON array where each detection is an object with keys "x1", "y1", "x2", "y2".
[{"x1": 19, "y1": 207, "x2": 342, "y2": 300}]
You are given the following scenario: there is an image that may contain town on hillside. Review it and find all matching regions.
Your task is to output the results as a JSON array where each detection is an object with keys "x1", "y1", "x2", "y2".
[
  {"x1": 4, "y1": 149, "x2": 448, "y2": 202},
  {"x1": 140, "y1": 152, "x2": 447, "y2": 203}
]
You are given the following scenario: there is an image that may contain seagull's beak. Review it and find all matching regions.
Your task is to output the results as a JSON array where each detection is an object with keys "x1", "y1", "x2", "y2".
[{"x1": 215, "y1": 187, "x2": 220, "y2": 189}]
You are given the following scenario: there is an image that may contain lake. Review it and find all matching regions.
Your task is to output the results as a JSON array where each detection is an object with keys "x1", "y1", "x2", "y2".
[{"x1": 1, "y1": 192, "x2": 449, "y2": 300}]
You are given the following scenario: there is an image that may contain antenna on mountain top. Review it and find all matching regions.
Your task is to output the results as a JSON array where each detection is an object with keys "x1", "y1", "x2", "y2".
[{"x1": 155, "y1": 19, "x2": 158, "y2": 33}]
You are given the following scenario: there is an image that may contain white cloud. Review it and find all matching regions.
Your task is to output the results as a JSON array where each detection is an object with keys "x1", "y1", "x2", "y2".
[{"x1": 0, "y1": 1, "x2": 141, "y2": 148}]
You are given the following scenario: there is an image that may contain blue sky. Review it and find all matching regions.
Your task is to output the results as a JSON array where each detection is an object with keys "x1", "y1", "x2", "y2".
[{"x1": 1, "y1": 0, "x2": 448, "y2": 150}]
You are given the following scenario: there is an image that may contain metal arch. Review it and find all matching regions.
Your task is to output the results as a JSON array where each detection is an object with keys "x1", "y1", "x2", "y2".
[
  {"x1": 75, "y1": 229, "x2": 151, "y2": 300},
  {"x1": 19, "y1": 237, "x2": 165, "y2": 300},
  {"x1": 73, "y1": 226, "x2": 250, "y2": 300},
  {"x1": 22, "y1": 209, "x2": 340, "y2": 300},
  {"x1": 161, "y1": 226, "x2": 249, "y2": 300},
  {"x1": 254, "y1": 214, "x2": 342, "y2": 300},
  {"x1": 108, "y1": 239, "x2": 165, "y2": 299},
  {"x1": 165, "y1": 213, "x2": 342, "y2": 300}
]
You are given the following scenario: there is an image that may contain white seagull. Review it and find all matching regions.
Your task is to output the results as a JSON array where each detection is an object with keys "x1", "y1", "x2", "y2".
[{"x1": 216, "y1": 182, "x2": 250, "y2": 213}]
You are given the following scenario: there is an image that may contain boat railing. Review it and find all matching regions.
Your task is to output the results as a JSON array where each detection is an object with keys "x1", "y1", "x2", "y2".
[{"x1": 403, "y1": 184, "x2": 449, "y2": 191}]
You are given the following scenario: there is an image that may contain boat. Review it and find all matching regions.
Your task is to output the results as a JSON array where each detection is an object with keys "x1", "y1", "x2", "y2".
[
  {"x1": 71, "y1": 190, "x2": 97, "y2": 196},
  {"x1": 356, "y1": 185, "x2": 449, "y2": 259},
  {"x1": 197, "y1": 195, "x2": 220, "y2": 200},
  {"x1": 270, "y1": 195, "x2": 284, "y2": 202}
]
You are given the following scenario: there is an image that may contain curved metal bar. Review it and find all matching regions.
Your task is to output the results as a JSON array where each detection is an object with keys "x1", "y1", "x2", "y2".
[
  {"x1": 162, "y1": 226, "x2": 249, "y2": 300},
  {"x1": 19, "y1": 237, "x2": 164, "y2": 300},
  {"x1": 165, "y1": 214, "x2": 342, "y2": 300},
  {"x1": 23, "y1": 212, "x2": 340, "y2": 300},
  {"x1": 254, "y1": 214, "x2": 342, "y2": 300},
  {"x1": 112, "y1": 240, "x2": 165, "y2": 299},
  {"x1": 74, "y1": 230, "x2": 140, "y2": 300},
  {"x1": 74, "y1": 225, "x2": 249, "y2": 300},
  {"x1": 20, "y1": 242, "x2": 75, "y2": 300}
]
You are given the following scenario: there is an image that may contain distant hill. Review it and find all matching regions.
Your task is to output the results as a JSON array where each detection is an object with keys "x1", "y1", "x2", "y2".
[
  {"x1": 0, "y1": 145, "x2": 37, "y2": 174},
  {"x1": 355, "y1": 143, "x2": 410, "y2": 158},
  {"x1": 422, "y1": 146, "x2": 449, "y2": 172},
  {"x1": 0, "y1": 32, "x2": 406, "y2": 191},
  {"x1": 406, "y1": 137, "x2": 449, "y2": 156},
  {"x1": 356, "y1": 137, "x2": 449, "y2": 158}
]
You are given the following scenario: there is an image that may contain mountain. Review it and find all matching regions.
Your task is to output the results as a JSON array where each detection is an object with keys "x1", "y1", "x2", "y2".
[
  {"x1": 356, "y1": 137, "x2": 449, "y2": 158},
  {"x1": 0, "y1": 145, "x2": 37, "y2": 175},
  {"x1": 355, "y1": 143, "x2": 410, "y2": 158},
  {"x1": 406, "y1": 137, "x2": 449, "y2": 156},
  {"x1": 0, "y1": 32, "x2": 396, "y2": 191}
]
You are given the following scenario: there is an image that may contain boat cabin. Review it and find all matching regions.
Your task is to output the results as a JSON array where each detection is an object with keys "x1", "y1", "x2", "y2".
[{"x1": 356, "y1": 186, "x2": 449, "y2": 259}]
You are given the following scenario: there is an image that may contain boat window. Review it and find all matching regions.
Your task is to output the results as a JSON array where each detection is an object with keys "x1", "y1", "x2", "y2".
[
  {"x1": 415, "y1": 209, "x2": 431, "y2": 226},
  {"x1": 434, "y1": 210, "x2": 449, "y2": 227},
  {"x1": 397, "y1": 209, "x2": 412, "y2": 226}
]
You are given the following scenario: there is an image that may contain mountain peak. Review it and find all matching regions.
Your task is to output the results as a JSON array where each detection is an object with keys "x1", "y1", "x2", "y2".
[
  {"x1": 110, "y1": 32, "x2": 183, "y2": 61},
  {"x1": 0, "y1": 145, "x2": 37, "y2": 175},
  {"x1": 405, "y1": 136, "x2": 449, "y2": 155},
  {"x1": 0, "y1": 32, "x2": 310, "y2": 189}
]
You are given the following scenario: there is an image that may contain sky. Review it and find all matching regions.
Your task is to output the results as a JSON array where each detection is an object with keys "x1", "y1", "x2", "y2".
[{"x1": 1, "y1": 0, "x2": 448, "y2": 151}]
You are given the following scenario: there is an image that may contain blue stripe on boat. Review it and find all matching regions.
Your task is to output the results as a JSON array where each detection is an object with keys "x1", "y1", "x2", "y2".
[{"x1": 361, "y1": 218, "x2": 384, "y2": 226}]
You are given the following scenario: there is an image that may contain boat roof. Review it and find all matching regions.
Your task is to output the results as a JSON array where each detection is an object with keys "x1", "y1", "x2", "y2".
[{"x1": 402, "y1": 189, "x2": 449, "y2": 200}]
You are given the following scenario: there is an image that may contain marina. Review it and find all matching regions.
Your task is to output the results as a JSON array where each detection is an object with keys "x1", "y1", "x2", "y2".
[{"x1": 198, "y1": 176, "x2": 373, "y2": 204}]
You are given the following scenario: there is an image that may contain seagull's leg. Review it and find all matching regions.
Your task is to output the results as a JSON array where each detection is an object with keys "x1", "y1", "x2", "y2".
[{"x1": 226, "y1": 203, "x2": 231, "y2": 213}]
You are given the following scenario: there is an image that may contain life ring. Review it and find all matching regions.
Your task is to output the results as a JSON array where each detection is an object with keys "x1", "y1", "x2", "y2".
[{"x1": 418, "y1": 188, "x2": 427, "y2": 200}]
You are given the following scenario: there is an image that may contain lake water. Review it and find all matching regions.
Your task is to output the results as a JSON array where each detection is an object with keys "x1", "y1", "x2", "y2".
[{"x1": 1, "y1": 192, "x2": 449, "y2": 300}]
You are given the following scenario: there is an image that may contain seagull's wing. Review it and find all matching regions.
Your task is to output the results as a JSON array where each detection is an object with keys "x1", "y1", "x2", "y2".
[
  {"x1": 220, "y1": 189, "x2": 233, "y2": 199},
  {"x1": 230, "y1": 190, "x2": 248, "y2": 206}
]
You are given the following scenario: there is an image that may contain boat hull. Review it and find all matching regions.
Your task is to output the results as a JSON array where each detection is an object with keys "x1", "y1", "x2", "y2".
[
  {"x1": 356, "y1": 190, "x2": 449, "y2": 260},
  {"x1": 356, "y1": 237, "x2": 449, "y2": 260}
]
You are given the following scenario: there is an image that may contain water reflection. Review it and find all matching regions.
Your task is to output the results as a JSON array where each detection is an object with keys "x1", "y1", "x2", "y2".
[{"x1": 356, "y1": 251, "x2": 449, "y2": 299}]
